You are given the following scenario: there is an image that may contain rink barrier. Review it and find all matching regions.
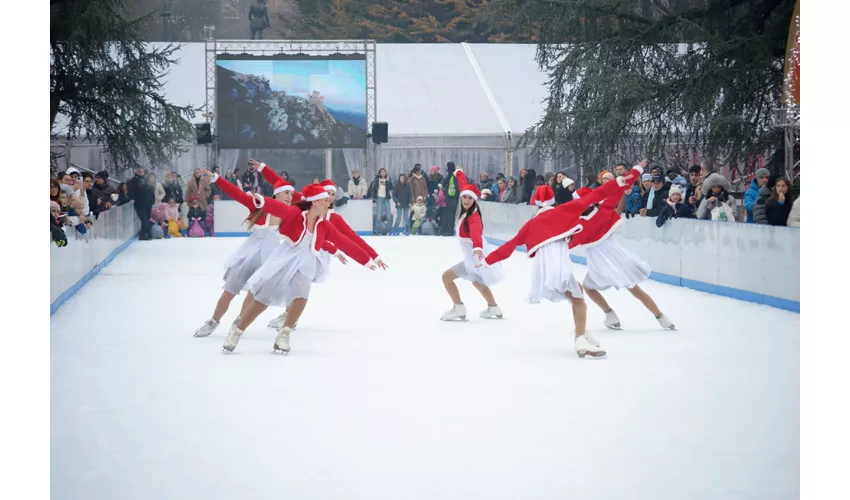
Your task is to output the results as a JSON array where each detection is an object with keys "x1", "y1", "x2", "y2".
[
  {"x1": 50, "y1": 203, "x2": 139, "y2": 315},
  {"x1": 214, "y1": 231, "x2": 374, "y2": 237},
  {"x1": 214, "y1": 199, "x2": 375, "y2": 235},
  {"x1": 479, "y1": 202, "x2": 800, "y2": 313}
]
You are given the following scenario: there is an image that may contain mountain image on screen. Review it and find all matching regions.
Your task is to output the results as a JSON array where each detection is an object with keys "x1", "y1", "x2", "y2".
[{"x1": 216, "y1": 67, "x2": 367, "y2": 149}]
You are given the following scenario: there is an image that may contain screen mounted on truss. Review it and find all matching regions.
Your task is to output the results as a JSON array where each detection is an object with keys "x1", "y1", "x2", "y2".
[{"x1": 216, "y1": 53, "x2": 367, "y2": 149}]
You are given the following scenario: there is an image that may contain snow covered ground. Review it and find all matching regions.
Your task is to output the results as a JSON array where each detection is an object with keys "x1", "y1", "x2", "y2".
[{"x1": 51, "y1": 236, "x2": 799, "y2": 500}]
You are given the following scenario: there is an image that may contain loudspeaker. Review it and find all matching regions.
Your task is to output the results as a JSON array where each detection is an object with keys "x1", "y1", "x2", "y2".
[
  {"x1": 195, "y1": 123, "x2": 212, "y2": 145},
  {"x1": 372, "y1": 122, "x2": 388, "y2": 144}
]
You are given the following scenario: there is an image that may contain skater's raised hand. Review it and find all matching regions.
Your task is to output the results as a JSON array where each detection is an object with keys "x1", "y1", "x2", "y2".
[
  {"x1": 248, "y1": 159, "x2": 262, "y2": 170},
  {"x1": 376, "y1": 259, "x2": 389, "y2": 270}
]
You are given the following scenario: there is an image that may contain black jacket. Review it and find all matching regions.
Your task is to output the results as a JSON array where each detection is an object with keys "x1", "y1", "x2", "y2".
[
  {"x1": 128, "y1": 174, "x2": 154, "y2": 208},
  {"x1": 765, "y1": 197, "x2": 793, "y2": 226},
  {"x1": 554, "y1": 185, "x2": 573, "y2": 205},
  {"x1": 368, "y1": 176, "x2": 394, "y2": 200},
  {"x1": 392, "y1": 181, "x2": 413, "y2": 207},
  {"x1": 642, "y1": 184, "x2": 670, "y2": 217}
]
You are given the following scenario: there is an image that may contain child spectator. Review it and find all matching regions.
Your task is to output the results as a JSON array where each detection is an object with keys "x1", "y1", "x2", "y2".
[
  {"x1": 656, "y1": 185, "x2": 694, "y2": 227},
  {"x1": 625, "y1": 182, "x2": 643, "y2": 218},
  {"x1": 162, "y1": 197, "x2": 183, "y2": 237},
  {"x1": 410, "y1": 196, "x2": 428, "y2": 234},
  {"x1": 187, "y1": 195, "x2": 207, "y2": 235}
]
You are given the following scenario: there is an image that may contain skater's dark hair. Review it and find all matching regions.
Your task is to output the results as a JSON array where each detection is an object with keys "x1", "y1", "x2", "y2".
[
  {"x1": 458, "y1": 198, "x2": 480, "y2": 233},
  {"x1": 244, "y1": 209, "x2": 267, "y2": 230}
]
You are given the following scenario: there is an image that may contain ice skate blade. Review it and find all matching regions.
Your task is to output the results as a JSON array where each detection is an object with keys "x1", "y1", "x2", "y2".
[
  {"x1": 272, "y1": 346, "x2": 290, "y2": 355},
  {"x1": 481, "y1": 315, "x2": 504, "y2": 319},
  {"x1": 440, "y1": 316, "x2": 468, "y2": 322},
  {"x1": 577, "y1": 350, "x2": 607, "y2": 359},
  {"x1": 605, "y1": 323, "x2": 622, "y2": 330},
  {"x1": 222, "y1": 347, "x2": 235, "y2": 353}
]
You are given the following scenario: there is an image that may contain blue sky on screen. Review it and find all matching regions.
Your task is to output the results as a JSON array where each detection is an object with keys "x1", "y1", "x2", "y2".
[{"x1": 217, "y1": 59, "x2": 367, "y2": 114}]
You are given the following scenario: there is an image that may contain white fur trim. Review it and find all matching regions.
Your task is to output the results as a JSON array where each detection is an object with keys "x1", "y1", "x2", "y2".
[
  {"x1": 323, "y1": 184, "x2": 336, "y2": 192},
  {"x1": 472, "y1": 247, "x2": 483, "y2": 254},
  {"x1": 274, "y1": 185, "x2": 294, "y2": 195},
  {"x1": 573, "y1": 218, "x2": 623, "y2": 250},
  {"x1": 526, "y1": 225, "x2": 584, "y2": 257},
  {"x1": 365, "y1": 259, "x2": 376, "y2": 268},
  {"x1": 632, "y1": 164, "x2": 643, "y2": 175},
  {"x1": 460, "y1": 189, "x2": 478, "y2": 200},
  {"x1": 305, "y1": 191, "x2": 329, "y2": 202},
  {"x1": 534, "y1": 205, "x2": 554, "y2": 217},
  {"x1": 375, "y1": 256, "x2": 383, "y2": 263},
  {"x1": 535, "y1": 198, "x2": 555, "y2": 207},
  {"x1": 257, "y1": 162, "x2": 267, "y2": 172},
  {"x1": 211, "y1": 173, "x2": 219, "y2": 183},
  {"x1": 252, "y1": 193, "x2": 265, "y2": 208}
]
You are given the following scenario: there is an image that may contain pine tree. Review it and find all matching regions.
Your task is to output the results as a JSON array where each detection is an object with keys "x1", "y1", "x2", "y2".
[
  {"x1": 486, "y1": 0, "x2": 796, "y2": 173},
  {"x1": 51, "y1": 0, "x2": 198, "y2": 171}
]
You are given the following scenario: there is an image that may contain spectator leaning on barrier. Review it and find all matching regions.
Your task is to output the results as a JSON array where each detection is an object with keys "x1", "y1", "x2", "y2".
[
  {"x1": 752, "y1": 177, "x2": 773, "y2": 225},
  {"x1": 641, "y1": 173, "x2": 670, "y2": 217},
  {"x1": 551, "y1": 171, "x2": 575, "y2": 205},
  {"x1": 500, "y1": 176, "x2": 520, "y2": 203},
  {"x1": 409, "y1": 164, "x2": 429, "y2": 202},
  {"x1": 91, "y1": 171, "x2": 117, "y2": 217},
  {"x1": 765, "y1": 177, "x2": 795, "y2": 226},
  {"x1": 655, "y1": 185, "x2": 695, "y2": 227},
  {"x1": 624, "y1": 181, "x2": 643, "y2": 218},
  {"x1": 685, "y1": 165, "x2": 701, "y2": 210},
  {"x1": 50, "y1": 178, "x2": 61, "y2": 203},
  {"x1": 348, "y1": 169, "x2": 369, "y2": 199},
  {"x1": 697, "y1": 173, "x2": 736, "y2": 221},
  {"x1": 82, "y1": 172, "x2": 96, "y2": 211},
  {"x1": 116, "y1": 182, "x2": 131, "y2": 205},
  {"x1": 520, "y1": 168, "x2": 537, "y2": 204},
  {"x1": 744, "y1": 167, "x2": 770, "y2": 223}
]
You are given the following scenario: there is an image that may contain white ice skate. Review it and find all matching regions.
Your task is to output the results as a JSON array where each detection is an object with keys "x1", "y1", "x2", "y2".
[
  {"x1": 584, "y1": 332, "x2": 601, "y2": 347},
  {"x1": 657, "y1": 313, "x2": 676, "y2": 330},
  {"x1": 440, "y1": 304, "x2": 467, "y2": 321},
  {"x1": 194, "y1": 318, "x2": 219, "y2": 338},
  {"x1": 222, "y1": 325, "x2": 244, "y2": 353},
  {"x1": 232, "y1": 316, "x2": 241, "y2": 326},
  {"x1": 273, "y1": 326, "x2": 292, "y2": 354},
  {"x1": 604, "y1": 310, "x2": 622, "y2": 330},
  {"x1": 267, "y1": 312, "x2": 297, "y2": 330},
  {"x1": 480, "y1": 305, "x2": 503, "y2": 319},
  {"x1": 575, "y1": 334, "x2": 607, "y2": 359}
]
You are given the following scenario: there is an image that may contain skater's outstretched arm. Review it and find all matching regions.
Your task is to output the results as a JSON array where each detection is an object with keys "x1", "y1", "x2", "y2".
[
  {"x1": 252, "y1": 194, "x2": 303, "y2": 221},
  {"x1": 483, "y1": 224, "x2": 528, "y2": 266},
  {"x1": 454, "y1": 168, "x2": 471, "y2": 191},
  {"x1": 204, "y1": 171, "x2": 255, "y2": 210},
  {"x1": 467, "y1": 212, "x2": 484, "y2": 253},
  {"x1": 329, "y1": 215, "x2": 385, "y2": 268},
  {"x1": 250, "y1": 160, "x2": 284, "y2": 186},
  {"x1": 324, "y1": 224, "x2": 375, "y2": 268}
]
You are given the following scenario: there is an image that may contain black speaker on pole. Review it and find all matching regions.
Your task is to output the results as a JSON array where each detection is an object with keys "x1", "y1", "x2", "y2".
[
  {"x1": 371, "y1": 122, "x2": 388, "y2": 144},
  {"x1": 195, "y1": 123, "x2": 212, "y2": 145}
]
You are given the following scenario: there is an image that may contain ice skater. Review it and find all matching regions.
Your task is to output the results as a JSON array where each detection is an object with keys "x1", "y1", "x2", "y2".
[
  {"x1": 249, "y1": 161, "x2": 389, "y2": 329},
  {"x1": 193, "y1": 169, "x2": 298, "y2": 338},
  {"x1": 440, "y1": 166, "x2": 504, "y2": 321},
  {"x1": 568, "y1": 169, "x2": 675, "y2": 331},
  {"x1": 479, "y1": 168, "x2": 646, "y2": 358},
  {"x1": 224, "y1": 184, "x2": 377, "y2": 354}
]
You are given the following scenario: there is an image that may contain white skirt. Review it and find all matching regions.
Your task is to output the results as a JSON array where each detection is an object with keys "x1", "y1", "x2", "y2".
[
  {"x1": 456, "y1": 239, "x2": 504, "y2": 287},
  {"x1": 221, "y1": 227, "x2": 280, "y2": 295},
  {"x1": 528, "y1": 239, "x2": 584, "y2": 303},
  {"x1": 583, "y1": 235, "x2": 651, "y2": 291},
  {"x1": 245, "y1": 231, "x2": 323, "y2": 307}
]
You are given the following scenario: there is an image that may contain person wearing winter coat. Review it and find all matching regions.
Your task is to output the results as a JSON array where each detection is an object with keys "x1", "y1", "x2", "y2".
[
  {"x1": 520, "y1": 168, "x2": 537, "y2": 204},
  {"x1": 392, "y1": 173, "x2": 413, "y2": 234},
  {"x1": 187, "y1": 195, "x2": 207, "y2": 234},
  {"x1": 787, "y1": 196, "x2": 800, "y2": 228},
  {"x1": 410, "y1": 196, "x2": 428, "y2": 234},
  {"x1": 684, "y1": 165, "x2": 702, "y2": 211},
  {"x1": 499, "y1": 177, "x2": 520, "y2": 204},
  {"x1": 440, "y1": 162, "x2": 460, "y2": 236},
  {"x1": 765, "y1": 177, "x2": 795, "y2": 226},
  {"x1": 551, "y1": 172, "x2": 575, "y2": 205},
  {"x1": 347, "y1": 169, "x2": 369, "y2": 199},
  {"x1": 744, "y1": 168, "x2": 770, "y2": 223},
  {"x1": 696, "y1": 174, "x2": 735, "y2": 221},
  {"x1": 752, "y1": 183, "x2": 772, "y2": 224},
  {"x1": 127, "y1": 167, "x2": 155, "y2": 240},
  {"x1": 427, "y1": 166, "x2": 443, "y2": 193},
  {"x1": 655, "y1": 185, "x2": 695, "y2": 227},
  {"x1": 368, "y1": 168, "x2": 394, "y2": 233},
  {"x1": 641, "y1": 174, "x2": 670, "y2": 217},
  {"x1": 624, "y1": 183, "x2": 643, "y2": 218},
  {"x1": 147, "y1": 173, "x2": 165, "y2": 205},
  {"x1": 186, "y1": 168, "x2": 212, "y2": 211},
  {"x1": 409, "y1": 164, "x2": 429, "y2": 202},
  {"x1": 91, "y1": 171, "x2": 117, "y2": 216},
  {"x1": 162, "y1": 172, "x2": 184, "y2": 205}
]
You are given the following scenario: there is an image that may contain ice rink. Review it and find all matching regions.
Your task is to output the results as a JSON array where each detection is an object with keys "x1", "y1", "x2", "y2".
[{"x1": 51, "y1": 236, "x2": 799, "y2": 500}]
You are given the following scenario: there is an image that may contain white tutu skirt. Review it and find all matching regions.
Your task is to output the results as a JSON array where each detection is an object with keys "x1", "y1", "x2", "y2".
[
  {"x1": 457, "y1": 239, "x2": 504, "y2": 287},
  {"x1": 582, "y1": 235, "x2": 651, "y2": 291},
  {"x1": 221, "y1": 227, "x2": 280, "y2": 295},
  {"x1": 245, "y1": 231, "x2": 324, "y2": 307},
  {"x1": 528, "y1": 239, "x2": 584, "y2": 303}
]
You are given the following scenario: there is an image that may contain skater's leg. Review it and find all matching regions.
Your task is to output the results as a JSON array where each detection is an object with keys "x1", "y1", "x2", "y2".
[
  {"x1": 627, "y1": 284, "x2": 662, "y2": 317},
  {"x1": 472, "y1": 281, "x2": 497, "y2": 307},
  {"x1": 442, "y1": 269, "x2": 462, "y2": 304},
  {"x1": 212, "y1": 291, "x2": 236, "y2": 322},
  {"x1": 283, "y1": 298, "x2": 307, "y2": 328},
  {"x1": 584, "y1": 288, "x2": 613, "y2": 313},
  {"x1": 236, "y1": 293, "x2": 268, "y2": 331},
  {"x1": 566, "y1": 291, "x2": 587, "y2": 337},
  {"x1": 239, "y1": 294, "x2": 254, "y2": 317}
]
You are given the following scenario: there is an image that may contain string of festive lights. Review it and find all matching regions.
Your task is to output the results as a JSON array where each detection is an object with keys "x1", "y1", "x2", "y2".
[{"x1": 783, "y1": 13, "x2": 800, "y2": 113}]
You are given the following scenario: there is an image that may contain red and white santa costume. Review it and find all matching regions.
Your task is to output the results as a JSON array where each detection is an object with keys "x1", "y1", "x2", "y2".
[
  {"x1": 450, "y1": 168, "x2": 503, "y2": 287},
  {"x1": 568, "y1": 169, "x2": 650, "y2": 291},
  {"x1": 243, "y1": 185, "x2": 374, "y2": 308},
  {"x1": 484, "y1": 175, "x2": 635, "y2": 302},
  {"x1": 211, "y1": 173, "x2": 295, "y2": 295}
]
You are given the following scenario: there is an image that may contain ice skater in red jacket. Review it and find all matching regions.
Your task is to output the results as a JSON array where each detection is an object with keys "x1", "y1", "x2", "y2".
[
  {"x1": 439, "y1": 166, "x2": 505, "y2": 321},
  {"x1": 569, "y1": 166, "x2": 675, "y2": 331}
]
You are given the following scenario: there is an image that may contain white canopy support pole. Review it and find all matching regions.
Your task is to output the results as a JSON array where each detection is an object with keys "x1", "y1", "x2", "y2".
[
  {"x1": 325, "y1": 149, "x2": 332, "y2": 180},
  {"x1": 462, "y1": 42, "x2": 512, "y2": 175}
]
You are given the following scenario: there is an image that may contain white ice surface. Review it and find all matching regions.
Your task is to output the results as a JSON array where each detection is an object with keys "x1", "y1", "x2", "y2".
[{"x1": 51, "y1": 237, "x2": 799, "y2": 500}]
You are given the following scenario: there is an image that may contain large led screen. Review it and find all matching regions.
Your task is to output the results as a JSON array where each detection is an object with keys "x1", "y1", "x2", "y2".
[{"x1": 216, "y1": 54, "x2": 367, "y2": 149}]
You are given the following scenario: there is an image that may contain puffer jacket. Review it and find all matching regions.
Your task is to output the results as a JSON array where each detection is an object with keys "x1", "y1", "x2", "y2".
[
  {"x1": 348, "y1": 177, "x2": 369, "y2": 199},
  {"x1": 787, "y1": 197, "x2": 800, "y2": 227},
  {"x1": 752, "y1": 185, "x2": 772, "y2": 224}
]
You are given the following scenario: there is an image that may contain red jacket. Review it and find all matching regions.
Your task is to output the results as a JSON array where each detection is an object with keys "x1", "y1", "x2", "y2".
[
  {"x1": 452, "y1": 168, "x2": 485, "y2": 251},
  {"x1": 212, "y1": 174, "x2": 268, "y2": 227},
  {"x1": 255, "y1": 195, "x2": 373, "y2": 267},
  {"x1": 484, "y1": 171, "x2": 639, "y2": 265},
  {"x1": 256, "y1": 163, "x2": 382, "y2": 262},
  {"x1": 568, "y1": 167, "x2": 641, "y2": 249}
]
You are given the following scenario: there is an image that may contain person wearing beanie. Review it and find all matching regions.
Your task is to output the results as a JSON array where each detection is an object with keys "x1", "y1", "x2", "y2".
[
  {"x1": 91, "y1": 171, "x2": 117, "y2": 217},
  {"x1": 251, "y1": 161, "x2": 389, "y2": 331},
  {"x1": 550, "y1": 171, "x2": 575, "y2": 205},
  {"x1": 641, "y1": 173, "x2": 671, "y2": 217},
  {"x1": 745, "y1": 167, "x2": 771, "y2": 223},
  {"x1": 655, "y1": 184, "x2": 695, "y2": 228},
  {"x1": 440, "y1": 161, "x2": 460, "y2": 236},
  {"x1": 439, "y1": 166, "x2": 504, "y2": 322},
  {"x1": 220, "y1": 181, "x2": 378, "y2": 354},
  {"x1": 566, "y1": 163, "x2": 676, "y2": 333}
]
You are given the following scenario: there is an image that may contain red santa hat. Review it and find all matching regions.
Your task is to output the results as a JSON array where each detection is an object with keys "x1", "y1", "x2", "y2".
[
  {"x1": 320, "y1": 179, "x2": 336, "y2": 192},
  {"x1": 302, "y1": 184, "x2": 329, "y2": 202},
  {"x1": 532, "y1": 185, "x2": 555, "y2": 207},
  {"x1": 273, "y1": 179, "x2": 294, "y2": 196},
  {"x1": 573, "y1": 187, "x2": 593, "y2": 199},
  {"x1": 459, "y1": 184, "x2": 481, "y2": 200}
]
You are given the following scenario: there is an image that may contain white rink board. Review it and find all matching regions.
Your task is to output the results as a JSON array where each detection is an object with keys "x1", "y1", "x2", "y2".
[{"x1": 214, "y1": 199, "x2": 374, "y2": 235}]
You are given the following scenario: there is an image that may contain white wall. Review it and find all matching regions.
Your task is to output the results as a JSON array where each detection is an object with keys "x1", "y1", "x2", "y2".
[
  {"x1": 214, "y1": 199, "x2": 375, "y2": 235},
  {"x1": 478, "y1": 202, "x2": 800, "y2": 312}
]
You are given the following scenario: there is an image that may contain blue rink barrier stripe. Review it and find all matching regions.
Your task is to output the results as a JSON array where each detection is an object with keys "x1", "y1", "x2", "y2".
[
  {"x1": 214, "y1": 231, "x2": 374, "y2": 237},
  {"x1": 50, "y1": 234, "x2": 138, "y2": 316},
  {"x1": 484, "y1": 236, "x2": 800, "y2": 314}
]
